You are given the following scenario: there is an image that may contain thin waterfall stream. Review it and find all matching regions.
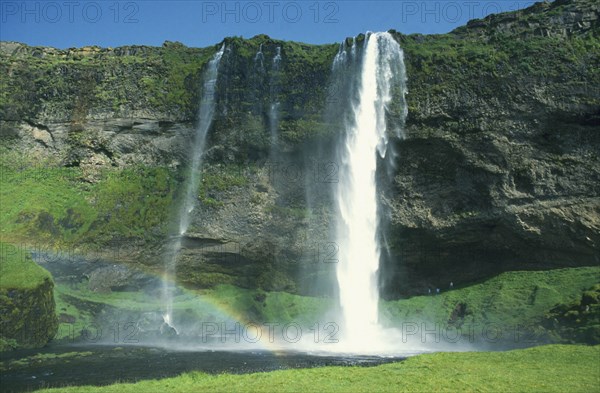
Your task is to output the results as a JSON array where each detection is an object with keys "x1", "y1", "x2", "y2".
[{"x1": 161, "y1": 44, "x2": 225, "y2": 329}]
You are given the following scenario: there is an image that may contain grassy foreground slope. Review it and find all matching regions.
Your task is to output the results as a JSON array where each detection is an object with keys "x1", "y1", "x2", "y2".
[
  {"x1": 36, "y1": 345, "x2": 600, "y2": 393},
  {"x1": 382, "y1": 267, "x2": 600, "y2": 337},
  {"x1": 0, "y1": 244, "x2": 593, "y2": 345},
  {"x1": 49, "y1": 267, "x2": 598, "y2": 344}
]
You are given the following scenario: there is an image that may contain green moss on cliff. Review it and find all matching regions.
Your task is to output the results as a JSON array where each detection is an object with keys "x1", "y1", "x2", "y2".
[
  {"x1": 0, "y1": 42, "x2": 216, "y2": 121},
  {"x1": 399, "y1": 29, "x2": 600, "y2": 124},
  {"x1": 0, "y1": 148, "x2": 177, "y2": 247},
  {"x1": 198, "y1": 164, "x2": 249, "y2": 208},
  {"x1": 0, "y1": 242, "x2": 58, "y2": 349},
  {"x1": 0, "y1": 36, "x2": 338, "y2": 131}
]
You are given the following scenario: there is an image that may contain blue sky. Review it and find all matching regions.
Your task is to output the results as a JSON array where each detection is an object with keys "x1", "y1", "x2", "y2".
[{"x1": 1, "y1": 1, "x2": 536, "y2": 48}]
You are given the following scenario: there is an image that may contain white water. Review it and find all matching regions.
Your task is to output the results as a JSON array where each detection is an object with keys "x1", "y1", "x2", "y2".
[
  {"x1": 254, "y1": 44, "x2": 264, "y2": 70},
  {"x1": 162, "y1": 45, "x2": 225, "y2": 327},
  {"x1": 269, "y1": 46, "x2": 282, "y2": 152},
  {"x1": 334, "y1": 32, "x2": 407, "y2": 352}
]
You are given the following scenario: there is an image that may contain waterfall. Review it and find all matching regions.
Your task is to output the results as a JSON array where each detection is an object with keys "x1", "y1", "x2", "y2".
[
  {"x1": 333, "y1": 32, "x2": 407, "y2": 351},
  {"x1": 253, "y1": 43, "x2": 281, "y2": 153},
  {"x1": 254, "y1": 44, "x2": 264, "y2": 70},
  {"x1": 269, "y1": 46, "x2": 282, "y2": 153},
  {"x1": 162, "y1": 44, "x2": 225, "y2": 329}
]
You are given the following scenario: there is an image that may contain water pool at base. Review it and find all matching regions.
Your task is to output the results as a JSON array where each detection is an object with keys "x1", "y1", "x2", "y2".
[{"x1": 1, "y1": 344, "x2": 408, "y2": 393}]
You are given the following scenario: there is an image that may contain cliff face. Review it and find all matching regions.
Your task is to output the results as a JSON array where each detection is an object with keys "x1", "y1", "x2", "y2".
[
  {"x1": 382, "y1": 0, "x2": 600, "y2": 296},
  {"x1": 0, "y1": 0, "x2": 598, "y2": 297}
]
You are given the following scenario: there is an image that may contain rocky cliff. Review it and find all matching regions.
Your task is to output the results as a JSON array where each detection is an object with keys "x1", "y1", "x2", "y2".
[{"x1": 0, "y1": 0, "x2": 598, "y2": 298}]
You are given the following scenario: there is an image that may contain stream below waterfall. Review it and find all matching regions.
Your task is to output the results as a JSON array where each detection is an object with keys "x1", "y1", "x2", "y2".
[{"x1": 1, "y1": 344, "x2": 405, "y2": 392}]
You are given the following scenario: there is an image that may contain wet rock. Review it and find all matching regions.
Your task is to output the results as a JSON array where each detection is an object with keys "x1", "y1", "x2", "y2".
[{"x1": 87, "y1": 265, "x2": 135, "y2": 293}]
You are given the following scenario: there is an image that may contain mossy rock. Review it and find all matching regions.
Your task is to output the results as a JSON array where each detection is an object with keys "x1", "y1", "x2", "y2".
[
  {"x1": 0, "y1": 242, "x2": 58, "y2": 350},
  {"x1": 543, "y1": 284, "x2": 600, "y2": 345}
]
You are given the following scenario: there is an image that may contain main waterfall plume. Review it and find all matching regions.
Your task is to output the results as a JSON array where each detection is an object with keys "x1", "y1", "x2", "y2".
[
  {"x1": 333, "y1": 32, "x2": 407, "y2": 351},
  {"x1": 161, "y1": 44, "x2": 225, "y2": 328}
]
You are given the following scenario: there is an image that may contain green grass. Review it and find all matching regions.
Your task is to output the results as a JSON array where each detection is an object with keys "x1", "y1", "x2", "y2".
[
  {"x1": 0, "y1": 242, "x2": 52, "y2": 290},
  {"x1": 0, "y1": 148, "x2": 177, "y2": 247},
  {"x1": 382, "y1": 267, "x2": 600, "y2": 334},
  {"x1": 53, "y1": 285, "x2": 95, "y2": 340},
  {"x1": 196, "y1": 268, "x2": 599, "y2": 343},
  {"x1": 543, "y1": 284, "x2": 600, "y2": 344},
  {"x1": 53, "y1": 282, "x2": 330, "y2": 328},
  {"x1": 206, "y1": 284, "x2": 331, "y2": 324},
  {"x1": 50, "y1": 282, "x2": 329, "y2": 342},
  {"x1": 55, "y1": 282, "x2": 201, "y2": 314},
  {"x1": 51, "y1": 267, "x2": 598, "y2": 340},
  {"x1": 33, "y1": 344, "x2": 600, "y2": 393}
]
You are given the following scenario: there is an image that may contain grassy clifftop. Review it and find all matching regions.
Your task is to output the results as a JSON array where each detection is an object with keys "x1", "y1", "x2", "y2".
[
  {"x1": 0, "y1": 41, "x2": 216, "y2": 122},
  {"x1": 0, "y1": 242, "x2": 52, "y2": 290}
]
